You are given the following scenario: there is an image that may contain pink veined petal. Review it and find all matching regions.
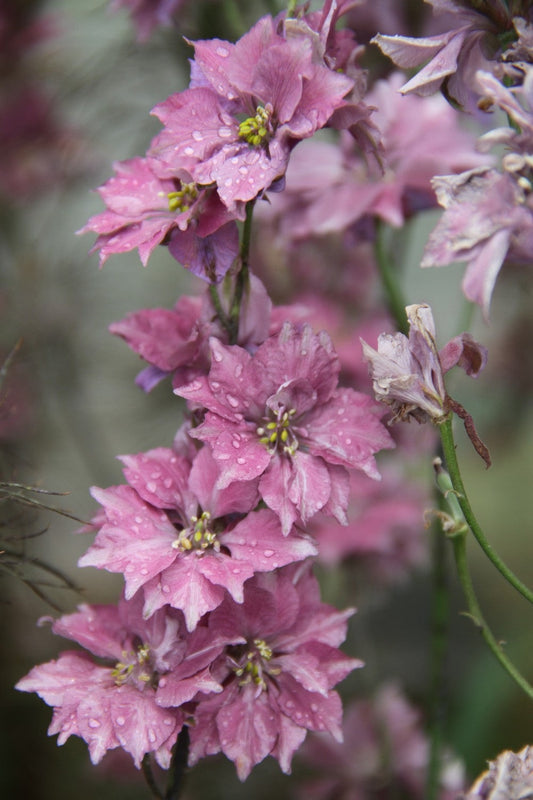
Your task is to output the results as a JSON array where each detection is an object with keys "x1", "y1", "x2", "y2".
[
  {"x1": 217, "y1": 686, "x2": 279, "y2": 781},
  {"x1": 141, "y1": 557, "x2": 229, "y2": 631},
  {"x1": 108, "y1": 686, "x2": 181, "y2": 767},
  {"x1": 118, "y1": 448, "x2": 192, "y2": 511},
  {"x1": 223, "y1": 508, "x2": 318, "y2": 569},
  {"x1": 276, "y1": 673, "x2": 344, "y2": 740},
  {"x1": 372, "y1": 29, "x2": 461, "y2": 70}
]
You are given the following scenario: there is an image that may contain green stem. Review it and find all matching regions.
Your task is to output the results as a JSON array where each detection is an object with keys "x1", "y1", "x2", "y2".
[
  {"x1": 208, "y1": 284, "x2": 232, "y2": 338},
  {"x1": 165, "y1": 727, "x2": 190, "y2": 800},
  {"x1": 425, "y1": 506, "x2": 450, "y2": 800},
  {"x1": 228, "y1": 200, "x2": 254, "y2": 344},
  {"x1": 452, "y1": 532, "x2": 533, "y2": 701},
  {"x1": 286, "y1": 0, "x2": 298, "y2": 17},
  {"x1": 439, "y1": 416, "x2": 533, "y2": 605},
  {"x1": 374, "y1": 221, "x2": 408, "y2": 335},
  {"x1": 142, "y1": 754, "x2": 164, "y2": 800}
]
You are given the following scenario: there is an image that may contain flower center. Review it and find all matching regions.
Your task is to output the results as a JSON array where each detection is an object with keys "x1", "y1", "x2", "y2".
[
  {"x1": 167, "y1": 182, "x2": 198, "y2": 213},
  {"x1": 172, "y1": 510, "x2": 220, "y2": 553},
  {"x1": 230, "y1": 638, "x2": 280, "y2": 690},
  {"x1": 238, "y1": 104, "x2": 273, "y2": 147},
  {"x1": 257, "y1": 407, "x2": 298, "y2": 456},
  {"x1": 112, "y1": 642, "x2": 154, "y2": 688}
]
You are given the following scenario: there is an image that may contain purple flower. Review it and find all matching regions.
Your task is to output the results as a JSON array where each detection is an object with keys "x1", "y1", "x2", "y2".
[
  {"x1": 421, "y1": 166, "x2": 533, "y2": 318},
  {"x1": 79, "y1": 445, "x2": 316, "y2": 631},
  {"x1": 148, "y1": 15, "x2": 354, "y2": 209},
  {"x1": 15, "y1": 593, "x2": 225, "y2": 767},
  {"x1": 189, "y1": 565, "x2": 361, "y2": 780},
  {"x1": 372, "y1": 0, "x2": 526, "y2": 108},
  {"x1": 177, "y1": 323, "x2": 394, "y2": 534},
  {"x1": 78, "y1": 156, "x2": 241, "y2": 281}
]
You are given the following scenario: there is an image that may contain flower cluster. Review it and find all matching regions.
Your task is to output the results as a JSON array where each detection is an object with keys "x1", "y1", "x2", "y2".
[{"x1": 18, "y1": 3, "x2": 401, "y2": 781}]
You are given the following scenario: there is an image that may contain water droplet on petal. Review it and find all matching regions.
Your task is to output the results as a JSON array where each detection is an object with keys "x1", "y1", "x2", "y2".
[
  {"x1": 226, "y1": 394, "x2": 239, "y2": 408},
  {"x1": 88, "y1": 718, "x2": 100, "y2": 729},
  {"x1": 147, "y1": 481, "x2": 157, "y2": 493},
  {"x1": 184, "y1": 146, "x2": 194, "y2": 156},
  {"x1": 148, "y1": 729, "x2": 157, "y2": 743},
  {"x1": 116, "y1": 716, "x2": 126, "y2": 727},
  {"x1": 218, "y1": 126, "x2": 232, "y2": 138},
  {"x1": 263, "y1": 549, "x2": 274, "y2": 558},
  {"x1": 216, "y1": 46, "x2": 229, "y2": 57},
  {"x1": 192, "y1": 130, "x2": 204, "y2": 141},
  {"x1": 237, "y1": 457, "x2": 245, "y2": 465}
]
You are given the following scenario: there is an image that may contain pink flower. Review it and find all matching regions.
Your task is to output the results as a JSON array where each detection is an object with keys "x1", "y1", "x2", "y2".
[
  {"x1": 79, "y1": 156, "x2": 241, "y2": 281},
  {"x1": 149, "y1": 15, "x2": 354, "y2": 210},
  {"x1": 15, "y1": 593, "x2": 225, "y2": 768},
  {"x1": 298, "y1": 684, "x2": 464, "y2": 800},
  {"x1": 257, "y1": 72, "x2": 486, "y2": 238},
  {"x1": 79, "y1": 445, "x2": 316, "y2": 631},
  {"x1": 110, "y1": 274, "x2": 272, "y2": 391},
  {"x1": 177, "y1": 323, "x2": 394, "y2": 534},
  {"x1": 311, "y1": 467, "x2": 428, "y2": 582},
  {"x1": 189, "y1": 565, "x2": 361, "y2": 780}
]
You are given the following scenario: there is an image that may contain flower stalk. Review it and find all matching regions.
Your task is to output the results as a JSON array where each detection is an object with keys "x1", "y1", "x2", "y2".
[{"x1": 439, "y1": 416, "x2": 533, "y2": 605}]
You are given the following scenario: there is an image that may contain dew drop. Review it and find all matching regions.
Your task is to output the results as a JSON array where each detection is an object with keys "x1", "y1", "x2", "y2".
[
  {"x1": 239, "y1": 166, "x2": 248, "y2": 176},
  {"x1": 88, "y1": 718, "x2": 100, "y2": 729},
  {"x1": 230, "y1": 156, "x2": 239, "y2": 165},
  {"x1": 147, "y1": 481, "x2": 157, "y2": 493},
  {"x1": 234, "y1": 364, "x2": 243, "y2": 377},
  {"x1": 263, "y1": 549, "x2": 274, "y2": 558},
  {"x1": 345, "y1": 437, "x2": 352, "y2": 445},
  {"x1": 216, "y1": 46, "x2": 229, "y2": 57},
  {"x1": 164, "y1": 717, "x2": 173, "y2": 726},
  {"x1": 159, "y1": 677, "x2": 167, "y2": 688},
  {"x1": 232, "y1": 440, "x2": 240, "y2": 449},
  {"x1": 213, "y1": 349, "x2": 223, "y2": 363},
  {"x1": 148, "y1": 729, "x2": 157, "y2": 743},
  {"x1": 237, "y1": 457, "x2": 246, "y2": 465},
  {"x1": 224, "y1": 178, "x2": 233, "y2": 187},
  {"x1": 218, "y1": 126, "x2": 232, "y2": 138},
  {"x1": 140, "y1": 567, "x2": 149, "y2": 576},
  {"x1": 310, "y1": 703, "x2": 318, "y2": 712},
  {"x1": 184, "y1": 146, "x2": 194, "y2": 156},
  {"x1": 163, "y1": 478, "x2": 172, "y2": 489},
  {"x1": 116, "y1": 716, "x2": 125, "y2": 727},
  {"x1": 226, "y1": 394, "x2": 239, "y2": 408},
  {"x1": 192, "y1": 130, "x2": 204, "y2": 141},
  {"x1": 162, "y1": 584, "x2": 170, "y2": 594}
]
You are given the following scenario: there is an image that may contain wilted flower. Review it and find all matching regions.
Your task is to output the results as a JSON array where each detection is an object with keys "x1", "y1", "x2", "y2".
[
  {"x1": 462, "y1": 746, "x2": 533, "y2": 799},
  {"x1": 361, "y1": 304, "x2": 487, "y2": 424}
]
